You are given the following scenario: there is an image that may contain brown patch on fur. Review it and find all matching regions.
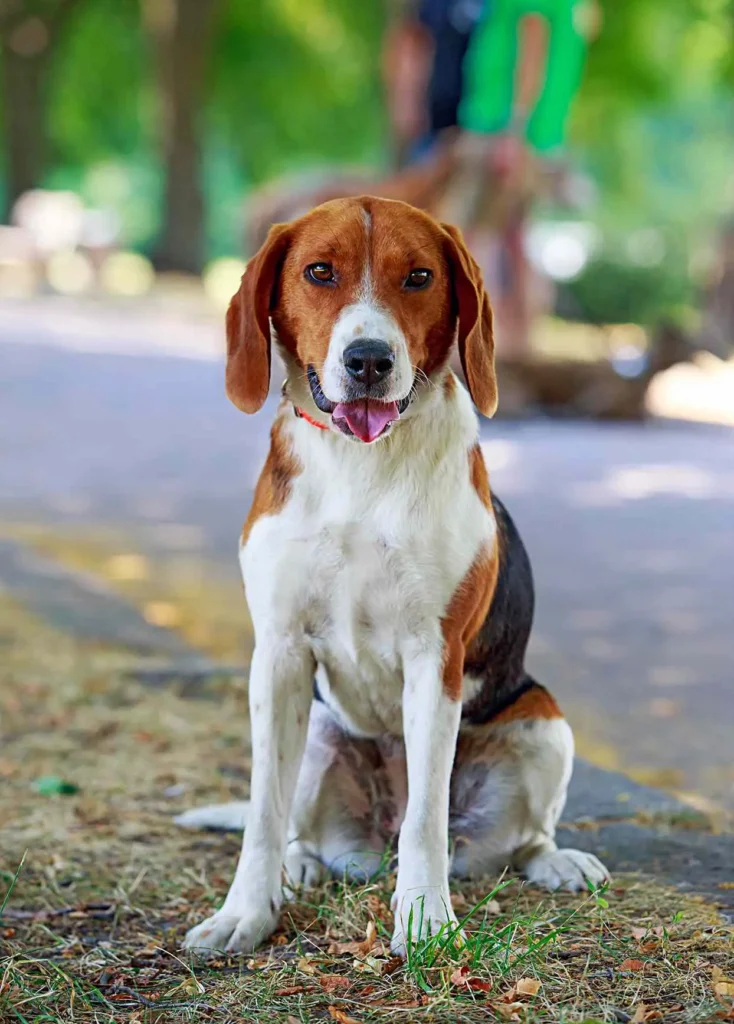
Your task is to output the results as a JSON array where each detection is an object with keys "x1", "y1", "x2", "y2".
[
  {"x1": 494, "y1": 682, "x2": 562, "y2": 723},
  {"x1": 468, "y1": 443, "x2": 491, "y2": 510},
  {"x1": 441, "y1": 546, "x2": 499, "y2": 702},
  {"x1": 441, "y1": 445, "x2": 497, "y2": 700},
  {"x1": 443, "y1": 372, "x2": 457, "y2": 398},
  {"x1": 272, "y1": 201, "x2": 368, "y2": 371},
  {"x1": 241, "y1": 417, "x2": 300, "y2": 547}
]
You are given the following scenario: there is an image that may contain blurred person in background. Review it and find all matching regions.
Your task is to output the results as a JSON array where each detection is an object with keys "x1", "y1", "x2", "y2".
[{"x1": 382, "y1": 0, "x2": 600, "y2": 358}]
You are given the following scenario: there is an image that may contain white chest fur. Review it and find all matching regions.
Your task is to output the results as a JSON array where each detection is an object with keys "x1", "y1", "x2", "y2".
[{"x1": 241, "y1": 385, "x2": 494, "y2": 737}]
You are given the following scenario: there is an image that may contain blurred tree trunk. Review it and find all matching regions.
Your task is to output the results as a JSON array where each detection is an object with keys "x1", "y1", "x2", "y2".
[
  {"x1": 144, "y1": 0, "x2": 221, "y2": 275},
  {"x1": 0, "y1": 2, "x2": 83, "y2": 220}
]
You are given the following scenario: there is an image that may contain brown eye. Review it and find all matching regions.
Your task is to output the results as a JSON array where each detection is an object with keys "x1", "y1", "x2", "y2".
[
  {"x1": 306, "y1": 262, "x2": 335, "y2": 285},
  {"x1": 404, "y1": 268, "x2": 432, "y2": 290}
]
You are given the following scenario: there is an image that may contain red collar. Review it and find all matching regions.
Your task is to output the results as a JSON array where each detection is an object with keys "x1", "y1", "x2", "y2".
[{"x1": 294, "y1": 406, "x2": 329, "y2": 431}]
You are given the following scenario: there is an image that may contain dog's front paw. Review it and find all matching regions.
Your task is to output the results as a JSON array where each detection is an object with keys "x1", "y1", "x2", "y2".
[
  {"x1": 524, "y1": 848, "x2": 609, "y2": 893},
  {"x1": 183, "y1": 902, "x2": 279, "y2": 956},
  {"x1": 390, "y1": 887, "x2": 464, "y2": 958}
]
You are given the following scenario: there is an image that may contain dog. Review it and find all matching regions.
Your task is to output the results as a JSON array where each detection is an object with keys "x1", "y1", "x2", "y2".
[{"x1": 179, "y1": 196, "x2": 608, "y2": 958}]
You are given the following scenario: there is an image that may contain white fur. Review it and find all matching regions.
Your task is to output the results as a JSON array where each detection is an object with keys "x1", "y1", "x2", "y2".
[
  {"x1": 320, "y1": 300, "x2": 413, "y2": 404},
  {"x1": 391, "y1": 650, "x2": 463, "y2": 954},
  {"x1": 183, "y1": 640, "x2": 314, "y2": 955}
]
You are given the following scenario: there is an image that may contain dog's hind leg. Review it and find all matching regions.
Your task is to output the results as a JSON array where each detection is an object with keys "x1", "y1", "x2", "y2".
[
  {"x1": 285, "y1": 701, "x2": 392, "y2": 887},
  {"x1": 176, "y1": 701, "x2": 390, "y2": 887},
  {"x1": 449, "y1": 688, "x2": 608, "y2": 891}
]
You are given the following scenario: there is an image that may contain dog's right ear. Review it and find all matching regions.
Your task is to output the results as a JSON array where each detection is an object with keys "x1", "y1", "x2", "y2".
[{"x1": 225, "y1": 223, "x2": 290, "y2": 413}]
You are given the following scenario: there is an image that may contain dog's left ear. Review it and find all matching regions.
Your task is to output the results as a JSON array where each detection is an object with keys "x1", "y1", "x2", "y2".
[
  {"x1": 226, "y1": 223, "x2": 291, "y2": 413},
  {"x1": 441, "y1": 222, "x2": 497, "y2": 417}
]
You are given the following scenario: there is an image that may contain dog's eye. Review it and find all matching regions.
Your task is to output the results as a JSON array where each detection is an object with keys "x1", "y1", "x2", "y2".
[
  {"x1": 404, "y1": 268, "x2": 433, "y2": 290},
  {"x1": 306, "y1": 263, "x2": 335, "y2": 285}
]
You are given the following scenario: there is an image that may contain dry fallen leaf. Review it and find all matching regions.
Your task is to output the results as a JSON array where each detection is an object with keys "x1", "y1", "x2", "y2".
[
  {"x1": 296, "y1": 956, "x2": 318, "y2": 976},
  {"x1": 328, "y1": 1008, "x2": 361, "y2": 1024},
  {"x1": 516, "y1": 978, "x2": 541, "y2": 997},
  {"x1": 273, "y1": 985, "x2": 306, "y2": 996},
  {"x1": 713, "y1": 968, "x2": 734, "y2": 984},
  {"x1": 352, "y1": 955, "x2": 383, "y2": 976},
  {"x1": 714, "y1": 982, "x2": 734, "y2": 999},
  {"x1": 632, "y1": 1005, "x2": 649, "y2": 1023},
  {"x1": 450, "y1": 966, "x2": 492, "y2": 993},
  {"x1": 631, "y1": 925, "x2": 664, "y2": 941},
  {"x1": 619, "y1": 958, "x2": 645, "y2": 972},
  {"x1": 328, "y1": 919, "x2": 379, "y2": 959},
  {"x1": 468, "y1": 978, "x2": 492, "y2": 993},
  {"x1": 494, "y1": 1002, "x2": 523, "y2": 1021},
  {"x1": 319, "y1": 976, "x2": 351, "y2": 994},
  {"x1": 451, "y1": 966, "x2": 470, "y2": 987}
]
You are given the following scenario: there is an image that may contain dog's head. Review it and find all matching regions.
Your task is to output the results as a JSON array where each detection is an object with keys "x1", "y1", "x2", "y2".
[{"x1": 226, "y1": 196, "x2": 496, "y2": 443}]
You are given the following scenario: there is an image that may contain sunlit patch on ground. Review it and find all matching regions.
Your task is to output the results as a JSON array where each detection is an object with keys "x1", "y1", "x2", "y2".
[
  {"x1": 647, "y1": 353, "x2": 734, "y2": 426},
  {"x1": 1, "y1": 523, "x2": 253, "y2": 664}
]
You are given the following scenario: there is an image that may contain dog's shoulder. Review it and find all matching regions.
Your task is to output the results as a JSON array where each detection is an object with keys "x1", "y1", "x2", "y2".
[{"x1": 241, "y1": 408, "x2": 301, "y2": 549}]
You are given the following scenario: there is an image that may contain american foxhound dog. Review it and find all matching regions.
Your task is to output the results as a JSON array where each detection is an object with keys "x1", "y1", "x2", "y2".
[{"x1": 179, "y1": 196, "x2": 608, "y2": 957}]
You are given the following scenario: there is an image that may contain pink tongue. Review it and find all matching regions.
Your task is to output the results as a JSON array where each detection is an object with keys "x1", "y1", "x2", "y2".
[{"x1": 332, "y1": 399, "x2": 400, "y2": 443}]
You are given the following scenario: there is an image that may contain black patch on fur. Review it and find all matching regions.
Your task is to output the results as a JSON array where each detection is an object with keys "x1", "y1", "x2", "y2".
[{"x1": 461, "y1": 494, "x2": 538, "y2": 725}]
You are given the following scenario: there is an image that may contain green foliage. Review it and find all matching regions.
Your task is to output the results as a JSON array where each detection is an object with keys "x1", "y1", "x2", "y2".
[
  {"x1": 565, "y1": 256, "x2": 694, "y2": 326},
  {"x1": 0, "y1": 0, "x2": 732, "y2": 280},
  {"x1": 48, "y1": 0, "x2": 145, "y2": 166},
  {"x1": 211, "y1": 0, "x2": 387, "y2": 183}
]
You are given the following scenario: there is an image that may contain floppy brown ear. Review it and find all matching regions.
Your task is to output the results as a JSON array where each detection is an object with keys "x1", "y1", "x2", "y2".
[
  {"x1": 441, "y1": 222, "x2": 497, "y2": 417},
  {"x1": 225, "y1": 223, "x2": 290, "y2": 413}
]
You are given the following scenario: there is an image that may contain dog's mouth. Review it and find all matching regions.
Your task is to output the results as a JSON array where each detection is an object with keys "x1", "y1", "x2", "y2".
[{"x1": 307, "y1": 365, "x2": 412, "y2": 444}]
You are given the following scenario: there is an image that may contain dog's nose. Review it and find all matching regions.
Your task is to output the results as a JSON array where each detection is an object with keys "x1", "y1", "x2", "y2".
[{"x1": 343, "y1": 340, "x2": 395, "y2": 387}]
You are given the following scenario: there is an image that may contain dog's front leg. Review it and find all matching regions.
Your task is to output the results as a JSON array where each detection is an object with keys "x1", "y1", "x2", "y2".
[
  {"x1": 184, "y1": 639, "x2": 314, "y2": 955},
  {"x1": 391, "y1": 645, "x2": 463, "y2": 957}
]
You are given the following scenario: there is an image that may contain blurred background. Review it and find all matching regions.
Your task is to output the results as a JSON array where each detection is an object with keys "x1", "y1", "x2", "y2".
[{"x1": 1, "y1": 0, "x2": 733, "y2": 815}]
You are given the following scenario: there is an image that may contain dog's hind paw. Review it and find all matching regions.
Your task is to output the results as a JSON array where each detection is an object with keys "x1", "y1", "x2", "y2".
[{"x1": 523, "y1": 848, "x2": 609, "y2": 893}]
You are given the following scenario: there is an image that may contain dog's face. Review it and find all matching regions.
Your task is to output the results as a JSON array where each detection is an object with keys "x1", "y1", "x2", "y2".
[{"x1": 226, "y1": 196, "x2": 496, "y2": 442}]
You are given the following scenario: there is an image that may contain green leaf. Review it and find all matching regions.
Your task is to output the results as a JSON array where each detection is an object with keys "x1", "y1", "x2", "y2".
[{"x1": 32, "y1": 775, "x2": 79, "y2": 796}]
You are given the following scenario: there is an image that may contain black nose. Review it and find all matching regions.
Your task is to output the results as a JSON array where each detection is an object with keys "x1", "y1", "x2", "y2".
[{"x1": 343, "y1": 339, "x2": 395, "y2": 387}]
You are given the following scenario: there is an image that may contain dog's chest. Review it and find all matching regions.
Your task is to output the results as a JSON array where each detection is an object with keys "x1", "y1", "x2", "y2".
[
  {"x1": 244, "y1": 462, "x2": 489, "y2": 735},
  {"x1": 303, "y1": 517, "x2": 447, "y2": 725}
]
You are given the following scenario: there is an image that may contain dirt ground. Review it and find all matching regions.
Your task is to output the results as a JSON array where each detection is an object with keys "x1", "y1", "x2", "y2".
[{"x1": 2, "y1": 596, "x2": 733, "y2": 1023}]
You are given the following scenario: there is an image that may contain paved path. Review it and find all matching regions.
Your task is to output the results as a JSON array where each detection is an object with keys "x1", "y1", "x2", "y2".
[{"x1": 2, "y1": 298, "x2": 733, "y2": 812}]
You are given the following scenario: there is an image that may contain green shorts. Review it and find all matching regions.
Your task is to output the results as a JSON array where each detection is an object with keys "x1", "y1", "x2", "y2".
[{"x1": 459, "y1": 0, "x2": 591, "y2": 153}]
